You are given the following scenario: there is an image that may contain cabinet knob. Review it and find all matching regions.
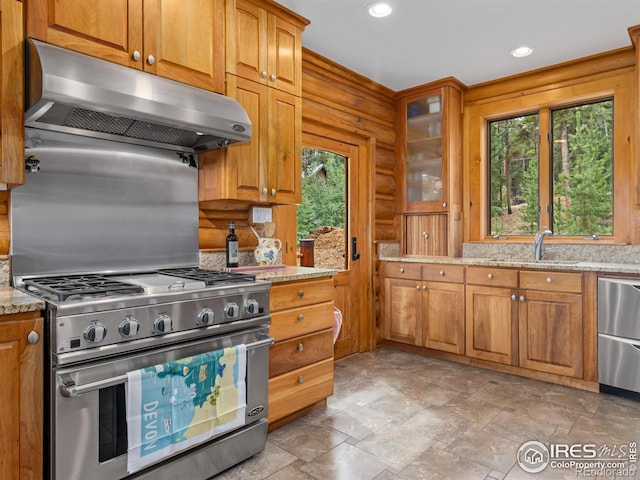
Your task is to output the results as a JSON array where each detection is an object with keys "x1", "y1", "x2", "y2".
[
  {"x1": 416, "y1": 285, "x2": 421, "y2": 290},
  {"x1": 422, "y1": 232, "x2": 429, "y2": 239},
  {"x1": 439, "y1": 270, "x2": 445, "y2": 276},
  {"x1": 546, "y1": 276, "x2": 552, "y2": 284},
  {"x1": 132, "y1": 50, "x2": 141, "y2": 61},
  {"x1": 298, "y1": 314, "x2": 304, "y2": 322},
  {"x1": 270, "y1": 73, "x2": 276, "y2": 81},
  {"x1": 298, "y1": 376, "x2": 304, "y2": 384},
  {"x1": 261, "y1": 70, "x2": 268, "y2": 78},
  {"x1": 262, "y1": 187, "x2": 268, "y2": 195},
  {"x1": 298, "y1": 290, "x2": 304, "y2": 298},
  {"x1": 271, "y1": 188, "x2": 276, "y2": 196},
  {"x1": 519, "y1": 295, "x2": 525, "y2": 302},
  {"x1": 442, "y1": 202, "x2": 447, "y2": 208},
  {"x1": 400, "y1": 267, "x2": 405, "y2": 273},
  {"x1": 297, "y1": 343, "x2": 304, "y2": 352},
  {"x1": 147, "y1": 54, "x2": 155, "y2": 65},
  {"x1": 511, "y1": 294, "x2": 516, "y2": 301},
  {"x1": 422, "y1": 285, "x2": 427, "y2": 291},
  {"x1": 27, "y1": 331, "x2": 40, "y2": 344},
  {"x1": 487, "y1": 273, "x2": 493, "y2": 280}
]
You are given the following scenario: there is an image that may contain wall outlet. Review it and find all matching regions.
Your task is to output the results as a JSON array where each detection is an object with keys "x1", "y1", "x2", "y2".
[{"x1": 252, "y1": 207, "x2": 272, "y2": 223}]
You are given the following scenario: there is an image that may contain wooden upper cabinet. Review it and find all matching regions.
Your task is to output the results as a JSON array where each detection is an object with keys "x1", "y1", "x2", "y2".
[
  {"x1": 0, "y1": 0, "x2": 25, "y2": 185},
  {"x1": 226, "y1": 0, "x2": 306, "y2": 96},
  {"x1": 26, "y1": 0, "x2": 225, "y2": 93}
]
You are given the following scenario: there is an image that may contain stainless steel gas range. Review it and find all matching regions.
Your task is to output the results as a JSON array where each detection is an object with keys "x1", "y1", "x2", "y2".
[{"x1": 11, "y1": 39, "x2": 270, "y2": 480}]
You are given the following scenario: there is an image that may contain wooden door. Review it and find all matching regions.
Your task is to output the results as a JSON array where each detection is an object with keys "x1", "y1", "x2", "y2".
[
  {"x1": 519, "y1": 290, "x2": 583, "y2": 377},
  {"x1": 383, "y1": 278, "x2": 422, "y2": 345},
  {"x1": 226, "y1": 0, "x2": 268, "y2": 84},
  {"x1": 424, "y1": 281, "x2": 465, "y2": 354},
  {"x1": 301, "y1": 131, "x2": 371, "y2": 359},
  {"x1": 465, "y1": 285, "x2": 518, "y2": 365},
  {"x1": 269, "y1": 15, "x2": 301, "y2": 95},
  {"x1": 405, "y1": 214, "x2": 448, "y2": 255},
  {"x1": 0, "y1": 313, "x2": 43, "y2": 480},
  {"x1": 142, "y1": 0, "x2": 224, "y2": 93},
  {"x1": 26, "y1": 0, "x2": 143, "y2": 68},
  {"x1": 268, "y1": 88, "x2": 301, "y2": 203}
]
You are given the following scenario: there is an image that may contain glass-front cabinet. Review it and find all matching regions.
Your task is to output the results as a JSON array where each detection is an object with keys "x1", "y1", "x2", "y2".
[
  {"x1": 396, "y1": 78, "x2": 465, "y2": 256},
  {"x1": 405, "y1": 93, "x2": 445, "y2": 209}
]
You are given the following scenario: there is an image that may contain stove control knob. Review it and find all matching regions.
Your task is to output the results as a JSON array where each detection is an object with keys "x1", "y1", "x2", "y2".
[
  {"x1": 224, "y1": 302, "x2": 240, "y2": 319},
  {"x1": 153, "y1": 314, "x2": 172, "y2": 334},
  {"x1": 245, "y1": 299, "x2": 260, "y2": 315},
  {"x1": 197, "y1": 308, "x2": 215, "y2": 326},
  {"x1": 119, "y1": 316, "x2": 140, "y2": 338},
  {"x1": 84, "y1": 323, "x2": 107, "y2": 343}
]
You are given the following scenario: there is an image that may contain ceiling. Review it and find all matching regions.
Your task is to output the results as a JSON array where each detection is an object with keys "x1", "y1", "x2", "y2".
[{"x1": 276, "y1": 0, "x2": 640, "y2": 92}]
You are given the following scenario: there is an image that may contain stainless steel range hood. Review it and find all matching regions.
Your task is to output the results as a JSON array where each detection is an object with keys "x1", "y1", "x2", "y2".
[{"x1": 25, "y1": 39, "x2": 251, "y2": 153}]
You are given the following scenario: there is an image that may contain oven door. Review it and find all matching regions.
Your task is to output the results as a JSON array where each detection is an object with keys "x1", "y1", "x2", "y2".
[{"x1": 50, "y1": 325, "x2": 271, "y2": 480}]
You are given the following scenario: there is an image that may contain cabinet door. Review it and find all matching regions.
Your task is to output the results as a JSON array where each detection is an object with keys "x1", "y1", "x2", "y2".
[
  {"x1": 226, "y1": 0, "x2": 268, "y2": 85},
  {"x1": 0, "y1": 314, "x2": 43, "y2": 480},
  {"x1": 424, "y1": 281, "x2": 465, "y2": 354},
  {"x1": 405, "y1": 214, "x2": 448, "y2": 256},
  {"x1": 519, "y1": 290, "x2": 583, "y2": 377},
  {"x1": 383, "y1": 277, "x2": 422, "y2": 345},
  {"x1": 268, "y1": 88, "x2": 301, "y2": 203},
  {"x1": 465, "y1": 285, "x2": 518, "y2": 365},
  {"x1": 142, "y1": 0, "x2": 224, "y2": 93},
  {"x1": 269, "y1": 15, "x2": 301, "y2": 95},
  {"x1": 26, "y1": 0, "x2": 143, "y2": 68}
]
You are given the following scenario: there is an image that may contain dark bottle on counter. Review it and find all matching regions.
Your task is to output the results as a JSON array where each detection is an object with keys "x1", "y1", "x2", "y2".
[{"x1": 226, "y1": 221, "x2": 239, "y2": 268}]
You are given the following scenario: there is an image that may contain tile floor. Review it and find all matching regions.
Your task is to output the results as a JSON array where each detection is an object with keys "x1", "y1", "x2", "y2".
[{"x1": 217, "y1": 348, "x2": 640, "y2": 480}]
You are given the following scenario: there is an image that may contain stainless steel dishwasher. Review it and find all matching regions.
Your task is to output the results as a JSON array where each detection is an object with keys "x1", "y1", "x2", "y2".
[{"x1": 598, "y1": 277, "x2": 640, "y2": 397}]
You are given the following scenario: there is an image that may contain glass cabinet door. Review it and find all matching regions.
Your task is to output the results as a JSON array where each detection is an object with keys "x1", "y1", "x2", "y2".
[{"x1": 405, "y1": 93, "x2": 444, "y2": 207}]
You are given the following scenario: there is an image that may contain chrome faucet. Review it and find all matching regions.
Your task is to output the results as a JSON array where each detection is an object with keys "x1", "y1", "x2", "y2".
[{"x1": 534, "y1": 227, "x2": 553, "y2": 261}]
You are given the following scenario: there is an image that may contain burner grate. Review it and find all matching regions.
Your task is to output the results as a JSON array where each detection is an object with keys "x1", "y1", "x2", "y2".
[
  {"x1": 159, "y1": 267, "x2": 256, "y2": 286},
  {"x1": 24, "y1": 274, "x2": 145, "y2": 302}
]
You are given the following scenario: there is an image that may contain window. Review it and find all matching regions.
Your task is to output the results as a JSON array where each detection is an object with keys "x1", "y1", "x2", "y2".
[{"x1": 488, "y1": 98, "x2": 613, "y2": 237}]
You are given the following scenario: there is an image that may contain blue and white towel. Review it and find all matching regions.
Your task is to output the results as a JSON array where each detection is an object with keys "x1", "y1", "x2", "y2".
[{"x1": 126, "y1": 345, "x2": 247, "y2": 474}]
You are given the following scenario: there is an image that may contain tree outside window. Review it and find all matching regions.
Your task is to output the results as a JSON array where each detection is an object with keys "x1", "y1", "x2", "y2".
[{"x1": 488, "y1": 98, "x2": 613, "y2": 237}]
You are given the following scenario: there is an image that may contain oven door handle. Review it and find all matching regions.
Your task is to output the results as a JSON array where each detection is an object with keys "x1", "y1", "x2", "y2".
[{"x1": 58, "y1": 335, "x2": 275, "y2": 397}]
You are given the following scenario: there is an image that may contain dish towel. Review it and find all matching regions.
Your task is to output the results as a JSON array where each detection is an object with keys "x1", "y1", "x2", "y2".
[{"x1": 125, "y1": 345, "x2": 247, "y2": 474}]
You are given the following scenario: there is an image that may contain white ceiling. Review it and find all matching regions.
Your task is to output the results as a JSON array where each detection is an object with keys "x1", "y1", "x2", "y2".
[{"x1": 276, "y1": 0, "x2": 640, "y2": 91}]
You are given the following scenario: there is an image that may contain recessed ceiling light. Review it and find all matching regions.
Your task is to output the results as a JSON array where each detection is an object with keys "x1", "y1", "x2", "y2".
[
  {"x1": 368, "y1": 2, "x2": 392, "y2": 18},
  {"x1": 511, "y1": 46, "x2": 534, "y2": 58}
]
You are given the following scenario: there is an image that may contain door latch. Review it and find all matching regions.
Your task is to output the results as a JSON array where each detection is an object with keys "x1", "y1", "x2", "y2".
[{"x1": 351, "y1": 237, "x2": 360, "y2": 261}]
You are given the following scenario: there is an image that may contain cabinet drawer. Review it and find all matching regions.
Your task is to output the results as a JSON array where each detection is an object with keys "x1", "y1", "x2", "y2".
[
  {"x1": 268, "y1": 358, "x2": 334, "y2": 423},
  {"x1": 466, "y1": 266, "x2": 518, "y2": 288},
  {"x1": 270, "y1": 278, "x2": 333, "y2": 312},
  {"x1": 269, "y1": 302, "x2": 334, "y2": 342},
  {"x1": 382, "y1": 262, "x2": 422, "y2": 279},
  {"x1": 422, "y1": 264, "x2": 464, "y2": 283},
  {"x1": 269, "y1": 329, "x2": 334, "y2": 377},
  {"x1": 519, "y1": 270, "x2": 582, "y2": 293}
]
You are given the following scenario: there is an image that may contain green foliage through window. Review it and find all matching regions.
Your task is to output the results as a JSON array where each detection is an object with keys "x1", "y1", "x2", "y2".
[{"x1": 296, "y1": 148, "x2": 346, "y2": 242}]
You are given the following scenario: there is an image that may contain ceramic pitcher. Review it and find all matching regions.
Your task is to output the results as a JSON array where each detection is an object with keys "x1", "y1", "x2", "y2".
[{"x1": 254, "y1": 237, "x2": 282, "y2": 265}]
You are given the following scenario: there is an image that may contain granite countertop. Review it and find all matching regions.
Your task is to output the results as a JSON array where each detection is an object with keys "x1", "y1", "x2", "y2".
[
  {"x1": 0, "y1": 285, "x2": 45, "y2": 315},
  {"x1": 251, "y1": 266, "x2": 338, "y2": 283},
  {"x1": 379, "y1": 255, "x2": 640, "y2": 275}
]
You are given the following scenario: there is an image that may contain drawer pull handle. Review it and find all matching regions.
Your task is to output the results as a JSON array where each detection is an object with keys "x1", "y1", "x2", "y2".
[
  {"x1": 511, "y1": 294, "x2": 516, "y2": 301},
  {"x1": 546, "y1": 276, "x2": 552, "y2": 284},
  {"x1": 297, "y1": 343, "x2": 304, "y2": 352},
  {"x1": 400, "y1": 267, "x2": 405, "y2": 273},
  {"x1": 298, "y1": 376, "x2": 304, "y2": 384},
  {"x1": 298, "y1": 290, "x2": 304, "y2": 298},
  {"x1": 439, "y1": 270, "x2": 445, "y2": 276},
  {"x1": 298, "y1": 314, "x2": 304, "y2": 322},
  {"x1": 487, "y1": 273, "x2": 493, "y2": 280}
]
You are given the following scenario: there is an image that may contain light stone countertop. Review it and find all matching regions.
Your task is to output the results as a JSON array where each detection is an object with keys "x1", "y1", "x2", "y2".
[
  {"x1": 249, "y1": 266, "x2": 338, "y2": 283},
  {"x1": 0, "y1": 285, "x2": 45, "y2": 315}
]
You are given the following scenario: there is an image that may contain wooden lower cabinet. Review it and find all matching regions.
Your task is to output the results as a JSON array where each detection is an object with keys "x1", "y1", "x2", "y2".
[
  {"x1": 0, "y1": 312, "x2": 43, "y2": 480},
  {"x1": 268, "y1": 277, "x2": 334, "y2": 429},
  {"x1": 382, "y1": 262, "x2": 465, "y2": 354}
]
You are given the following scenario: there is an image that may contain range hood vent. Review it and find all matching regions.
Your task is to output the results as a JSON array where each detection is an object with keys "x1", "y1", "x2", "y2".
[{"x1": 25, "y1": 39, "x2": 251, "y2": 153}]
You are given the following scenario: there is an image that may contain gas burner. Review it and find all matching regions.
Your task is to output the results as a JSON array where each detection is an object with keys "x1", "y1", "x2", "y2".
[
  {"x1": 159, "y1": 267, "x2": 256, "y2": 286},
  {"x1": 23, "y1": 274, "x2": 144, "y2": 302}
]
